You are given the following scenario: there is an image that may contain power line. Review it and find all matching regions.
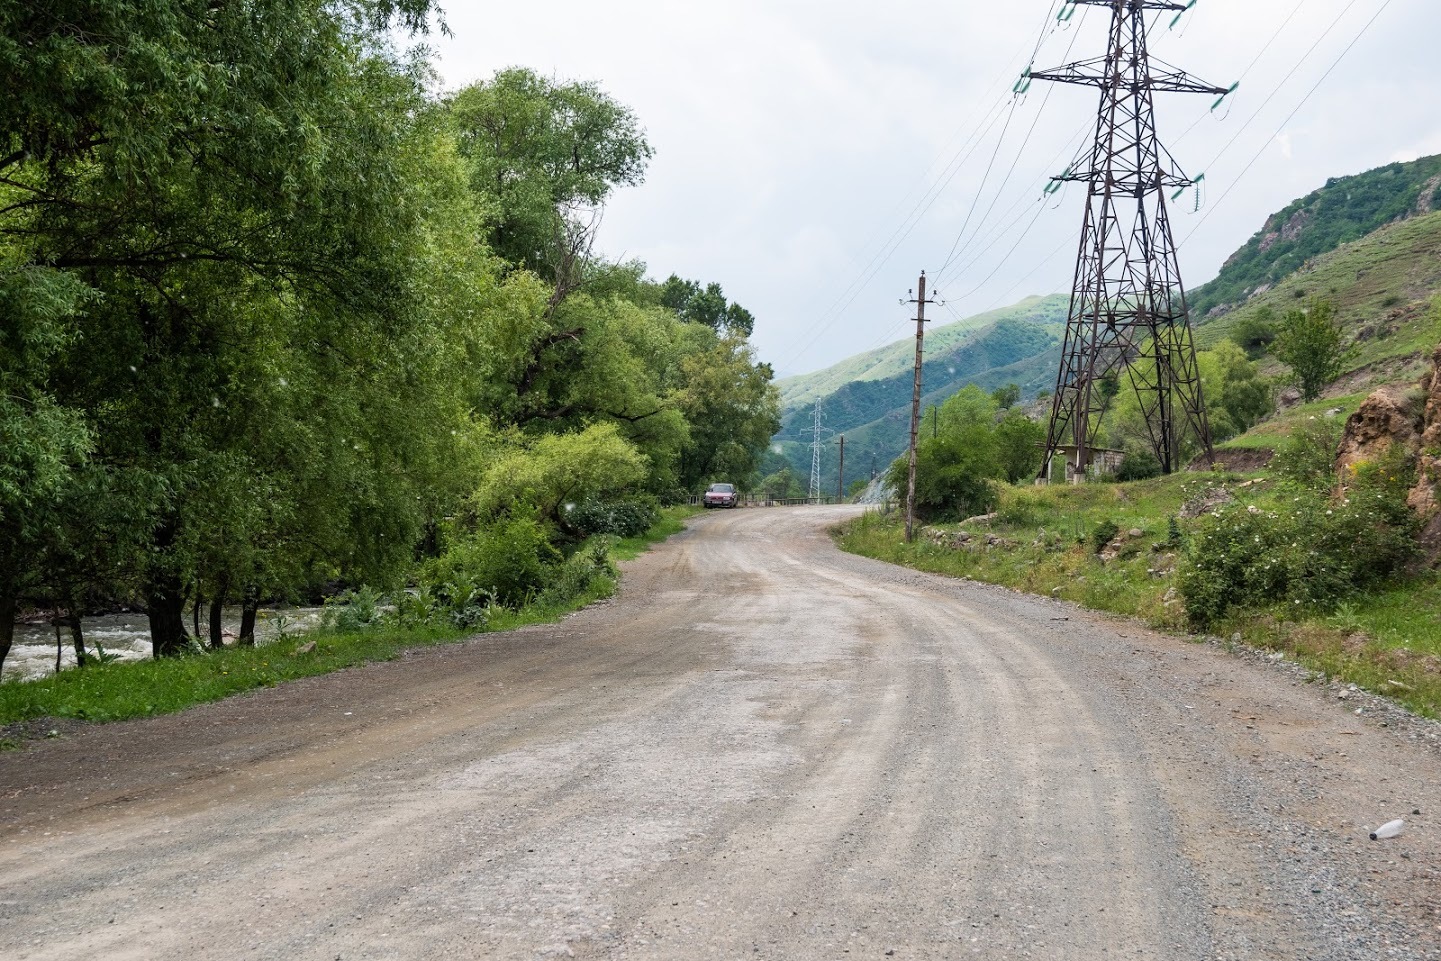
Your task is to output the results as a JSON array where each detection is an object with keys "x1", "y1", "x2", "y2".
[
  {"x1": 935, "y1": 8, "x2": 1089, "y2": 284},
  {"x1": 774, "y1": 1, "x2": 1077, "y2": 373},
  {"x1": 1181, "y1": 0, "x2": 1396, "y2": 247}
]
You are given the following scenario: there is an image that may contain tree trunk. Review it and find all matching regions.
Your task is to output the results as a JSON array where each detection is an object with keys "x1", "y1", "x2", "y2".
[
  {"x1": 146, "y1": 573, "x2": 191, "y2": 658},
  {"x1": 62, "y1": 587, "x2": 88, "y2": 668},
  {"x1": 54, "y1": 620, "x2": 63, "y2": 673},
  {"x1": 193, "y1": 591, "x2": 203, "y2": 642},
  {"x1": 209, "y1": 584, "x2": 226, "y2": 651},
  {"x1": 238, "y1": 585, "x2": 259, "y2": 647},
  {"x1": 0, "y1": 571, "x2": 15, "y2": 679}
]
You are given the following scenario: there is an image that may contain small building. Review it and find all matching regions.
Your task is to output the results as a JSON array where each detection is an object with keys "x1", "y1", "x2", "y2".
[{"x1": 1041, "y1": 445, "x2": 1127, "y2": 485}]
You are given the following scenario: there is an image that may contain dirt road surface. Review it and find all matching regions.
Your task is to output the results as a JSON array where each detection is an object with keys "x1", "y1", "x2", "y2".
[{"x1": 3, "y1": 507, "x2": 1439, "y2": 960}]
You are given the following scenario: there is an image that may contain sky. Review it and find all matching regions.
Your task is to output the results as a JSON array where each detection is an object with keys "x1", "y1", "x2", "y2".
[{"x1": 428, "y1": 0, "x2": 1440, "y2": 379}]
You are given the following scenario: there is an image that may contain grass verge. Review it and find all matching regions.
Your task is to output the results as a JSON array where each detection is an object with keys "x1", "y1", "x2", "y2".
[
  {"x1": 0, "y1": 507, "x2": 699, "y2": 728},
  {"x1": 836, "y1": 479, "x2": 1441, "y2": 719}
]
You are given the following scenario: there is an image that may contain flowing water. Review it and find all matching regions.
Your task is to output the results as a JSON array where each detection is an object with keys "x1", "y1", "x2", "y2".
[{"x1": 3, "y1": 607, "x2": 326, "y2": 683}]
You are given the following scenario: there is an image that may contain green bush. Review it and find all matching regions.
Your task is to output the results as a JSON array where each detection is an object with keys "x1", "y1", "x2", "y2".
[
  {"x1": 1272, "y1": 417, "x2": 1343, "y2": 491},
  {"x1": 535, "y1": 540, "x2": 616, "y2": 608},
  {"x1": 567, "y1": 496, "x2": 659, "y2": 539},
  {"x1": 1090, "y1": 520, "x2": 1120, "y2": 555},
  {"x1": 1180, "y1": 453, "x2": 1418, "y2": 626},
  {"x1": 1112, "y1": 450, "x2": 1162, "y2": 483},
  {"x1": 321, "y1": 585, "x2": 384, "y2": 632},
  {"x1": 422, "y1": 515, "x2": 560, "y2": 612}
]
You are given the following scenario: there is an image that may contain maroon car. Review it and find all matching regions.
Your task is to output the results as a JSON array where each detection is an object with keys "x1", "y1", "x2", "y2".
[{"x1": 703, "y1": 483, "x2": 739, "y2": 509}]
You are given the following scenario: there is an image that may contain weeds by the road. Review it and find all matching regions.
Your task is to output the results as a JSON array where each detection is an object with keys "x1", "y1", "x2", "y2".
[
  {"x1": 838, "y1": 480, "x2": 1441, "y2": 719},
  {"x1": 0, "y1": 508, "x2": 699, "y2": 729}
]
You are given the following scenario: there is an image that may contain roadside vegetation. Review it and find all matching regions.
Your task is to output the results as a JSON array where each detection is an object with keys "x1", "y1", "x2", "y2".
[
  {"x1": 840, "y1": 436, "x2": 1441, "y2": 719},
  {"x1": 0, "y1": 508, "x2": 698, "y2": 729},
  {"x1": 0, "y1": 5, "x2": 778, "y2": 684}
]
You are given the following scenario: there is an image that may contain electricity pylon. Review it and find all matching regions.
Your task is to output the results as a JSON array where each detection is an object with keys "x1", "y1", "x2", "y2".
[
  {"x1": 802, "y1": 399, "x2": 833, "y2": 503},
  {"x1": 1033, "y1": 0, "x2": 1225, "y2": 482}
]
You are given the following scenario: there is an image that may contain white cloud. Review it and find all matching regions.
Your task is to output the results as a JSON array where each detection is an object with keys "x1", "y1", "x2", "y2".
[{"x1": 431, "y1": 0, "x2": 1441, "y2": 376}]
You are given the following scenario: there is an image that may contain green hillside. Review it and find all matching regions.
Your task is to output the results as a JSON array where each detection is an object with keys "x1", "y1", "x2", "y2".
[
  {"x1": 767, "y1": 314, "x2": 1062, "y2": 492},
  {"x1": 1198, "y1": 209, "x2": 1441, "y2": 395},
  {"x1": 1191, "y1": 154, "x2": 1441, "y2": 320},
  {"x1": 777, "y1": 295, "x2": 1069, "y2": 409}
]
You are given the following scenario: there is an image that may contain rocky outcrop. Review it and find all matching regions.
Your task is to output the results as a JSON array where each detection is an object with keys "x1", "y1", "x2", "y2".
[
  {"x1": 1410, "y1": 344, "x2": 1441, "y2": 560},
  {"x1": 1258, "y1": 208, "x2": 1311, "y2": 254},
  {"x1": 1336, "y1": 345, "x2": 1441, "y2": 563},
  {"x1": 1336, "y1": 384, "x2": 1424, "y2": 473}
]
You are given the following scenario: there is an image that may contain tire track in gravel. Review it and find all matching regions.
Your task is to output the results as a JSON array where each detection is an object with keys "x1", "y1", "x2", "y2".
[{"x1": 2, "y1": 507, "x2": 1438, "y2": 961}]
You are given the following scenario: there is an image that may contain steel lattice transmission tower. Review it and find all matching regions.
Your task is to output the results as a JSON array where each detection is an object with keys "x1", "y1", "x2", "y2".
[
  {"x1": 1033, "y1": 0, "x2": 1227, "y2": 481},
  {"x1": 802, "y1": 399, "x2": 833, "y2": 503}
]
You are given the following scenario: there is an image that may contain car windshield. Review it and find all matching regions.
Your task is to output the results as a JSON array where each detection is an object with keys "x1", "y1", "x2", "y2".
[{"x1": 709, "y1": 484, "x2": 734, "y2": 493}]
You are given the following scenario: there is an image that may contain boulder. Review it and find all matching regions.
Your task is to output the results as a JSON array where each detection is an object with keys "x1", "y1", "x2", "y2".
[
  {"x1": 1276, "y1": 387, "x2": 1304, "y2": 411},
  {"x1": 1335, "y1": 384, "x2": 1423, "y2": 474}
]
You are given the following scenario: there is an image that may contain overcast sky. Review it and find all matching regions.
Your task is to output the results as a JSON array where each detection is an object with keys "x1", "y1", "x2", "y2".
[{"x1": 430, "y1": 0, "x2": 1439, "y2": 378}]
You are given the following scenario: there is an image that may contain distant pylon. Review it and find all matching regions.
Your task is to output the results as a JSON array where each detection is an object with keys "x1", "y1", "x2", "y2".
[
  {"x1": 802, "y1": 399, "x2": 833, "y2": 503},
  {"x1": 1033, "y1": 0, "x2": 1225, "y2": 482}
]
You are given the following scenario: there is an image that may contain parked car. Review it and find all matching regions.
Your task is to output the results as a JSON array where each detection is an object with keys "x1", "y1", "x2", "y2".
[{"x1": 703, "y1": 483, "x2": 739, "y2": 509}]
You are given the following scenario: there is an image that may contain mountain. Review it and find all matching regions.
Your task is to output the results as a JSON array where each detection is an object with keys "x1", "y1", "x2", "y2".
[
  {"x1": 776, "y1": 295, "x2": 1069, "y2": 409},
  {"x1": 1191, "y1": 154, "x2": 1441, "y2": 320},
  {"x1": 765, "y1": 296, "x2": 1068, "y2": 492}
]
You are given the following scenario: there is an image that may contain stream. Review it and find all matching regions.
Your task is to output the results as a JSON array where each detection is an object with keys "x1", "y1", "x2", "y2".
[{"x1": 3, "y1": 607, "x2": 326, "y2": 683}]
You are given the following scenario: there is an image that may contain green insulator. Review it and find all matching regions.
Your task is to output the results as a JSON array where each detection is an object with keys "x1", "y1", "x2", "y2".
[
  {"x1": 1211, "y1": 82, "x2": 1239, "y2": 112},
  {"x1": 1170, "y1": 0, "x2": 1198, "y2": 30}
]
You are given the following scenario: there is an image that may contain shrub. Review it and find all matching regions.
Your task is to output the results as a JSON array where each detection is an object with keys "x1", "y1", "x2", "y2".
[
  {"x1": 535, "y1": 540, "x2": 616, "y2": 608},
  {"x1": 1179, "y1": 456, "x2": 1418, "y2": 626},
  {"x1": 1112, "y1": 450, "x2": 1162, "y2": 483},
  {"x1": 1272, "y1": 417, "x2": 1343, "y2": 492},
  {"x1": 321, "y1": 585, "x2": 384, "y2": 632},
  {"x1": 422, "y1": 515, "x2": 560, "y2": 611},
  {"x1": 567, "y1": 496, "x2": 659, "y2": 539},
  {"x1": 1091, "y1": 520, "x2": 1120, "y2": 555}
]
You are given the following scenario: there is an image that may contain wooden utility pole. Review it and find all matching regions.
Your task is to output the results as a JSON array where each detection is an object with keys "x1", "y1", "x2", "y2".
[
  {"x1": 903, "y1": 272, "x2": 939, "y2": 543},
  {"x1": 837, "y1": 435, "x2": 846, "y2": 501}
]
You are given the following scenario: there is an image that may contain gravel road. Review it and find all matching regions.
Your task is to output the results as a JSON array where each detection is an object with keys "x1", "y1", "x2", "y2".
[{"x1": 2, "y1": 507, "x2": 1439, "y2": 960}]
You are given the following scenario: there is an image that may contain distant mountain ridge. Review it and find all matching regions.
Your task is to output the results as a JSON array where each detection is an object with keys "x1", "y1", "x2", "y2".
[
  {"x1": 765, "y1": 296, "x2": 1068, "y2": 492},
  {"x1": 776, "y1": 295, "x2": 1069, "y2": 409}
]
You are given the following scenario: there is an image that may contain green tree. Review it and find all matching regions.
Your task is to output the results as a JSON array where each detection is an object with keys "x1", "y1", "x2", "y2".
[
  {"x1": 994, "y1": 408, "x2": 1045, "y2": 483},
  {"x1": 0, "y1": 269, "x2": 93, "y2": 675},
  {"x1": 676, "y1": 335, "x2": 781, "y2": 490},
  {"x1": 1229, "y1": 307, "x2": 1278, "y2": 360},
  {"x1": 1199, "y1": 341, "x2": 1273, "y2": 441},
  {"x1": 886, "y1": 386, "x2": 1002, "y2": 521},
  {"x1": 449, "y1": 68, "x2": 653, "y2": 278},
  {"x1": 658, "y1": 275, "x2": 756, "y2": 336},
  {"x1": 473, "y1": 423, "x2": 648, "y2": 532},
  {"x1": 991, "y1": 384, "x2": 1022, "y2": 410},
  {"x1": 1273, "y1": 298, "x2": 1357, "y2": 403}
]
